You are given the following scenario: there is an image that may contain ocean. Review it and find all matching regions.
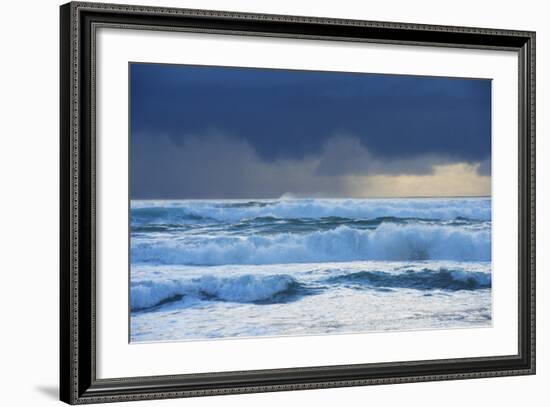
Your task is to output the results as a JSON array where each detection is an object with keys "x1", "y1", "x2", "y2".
[{"x1": 129, "y1": 197, "x2": 492, "y2": 342}]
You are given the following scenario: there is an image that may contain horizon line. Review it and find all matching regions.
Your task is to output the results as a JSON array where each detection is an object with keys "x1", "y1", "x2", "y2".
[{"x1": 130, "y1": 195, "x2": 492, "y2": 201}]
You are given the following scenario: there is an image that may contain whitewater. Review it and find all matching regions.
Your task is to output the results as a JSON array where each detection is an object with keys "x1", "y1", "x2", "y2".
[{"x1": 130, "y1": 197, "x2": 492, "y2": 342}]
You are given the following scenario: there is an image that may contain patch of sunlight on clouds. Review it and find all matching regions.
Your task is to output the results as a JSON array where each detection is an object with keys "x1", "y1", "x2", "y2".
[{"x1": 345, "y1": 163, "x2": 491, "y2": 198}]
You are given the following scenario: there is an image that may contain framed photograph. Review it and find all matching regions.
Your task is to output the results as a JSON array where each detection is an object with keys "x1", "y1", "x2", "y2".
[{"x1": 60, "y1": 1, "x2": 536, "y2": 404}]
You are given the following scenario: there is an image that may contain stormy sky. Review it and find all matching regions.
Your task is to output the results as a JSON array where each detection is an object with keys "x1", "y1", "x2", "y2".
[{"x1": 130, "y1": 63, "x2": 491, "y2": 199}]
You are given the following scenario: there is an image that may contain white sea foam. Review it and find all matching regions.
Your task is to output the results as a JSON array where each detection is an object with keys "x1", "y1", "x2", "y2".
[{"x1": 131, "y1": 281, "x2": 492, "y2": 341}]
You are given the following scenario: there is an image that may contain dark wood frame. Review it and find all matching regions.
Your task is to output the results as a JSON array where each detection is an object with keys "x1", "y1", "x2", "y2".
[{"x1": 60, "y1": 1, "x2": 536, "y2": 404}]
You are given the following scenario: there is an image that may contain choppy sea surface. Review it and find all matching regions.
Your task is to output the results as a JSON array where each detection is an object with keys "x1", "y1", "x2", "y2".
[{"x1": 130, "y1": 198, "x2": 492, "y2": 342}]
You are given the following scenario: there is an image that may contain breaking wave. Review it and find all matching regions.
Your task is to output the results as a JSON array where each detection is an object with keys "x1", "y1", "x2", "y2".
[
  {"x1": 131, "y1": 223, "x2": 491, "y2": 265},
  {"x1": 131, "y1": 198, "x2": 491, "y2": 224},
  {"x1": 131, "y1": 267, "x2": 491, "y2": 312},
  {"x1": 130, "y1": 274, "x2": 303, "y2": 311},
  {"x1": 326, "y1": 269, "x2": 491, "y2": 291}
]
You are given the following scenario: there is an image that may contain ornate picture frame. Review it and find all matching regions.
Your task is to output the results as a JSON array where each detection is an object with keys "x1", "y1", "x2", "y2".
[{"x1": 60, "y1": 2, "x2": 535, "y2": 404}]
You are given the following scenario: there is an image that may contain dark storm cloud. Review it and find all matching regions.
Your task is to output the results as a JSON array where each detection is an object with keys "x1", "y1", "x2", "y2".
[
  {"x1": 314, "y1": 136, "x2": 447, "y2": 176},
  {"x1": 131, "y1": 134, "x2": 349, "y2": 199},
  {"x1": 130, "y1": 63, "x2": 491, "y2": 199}
]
